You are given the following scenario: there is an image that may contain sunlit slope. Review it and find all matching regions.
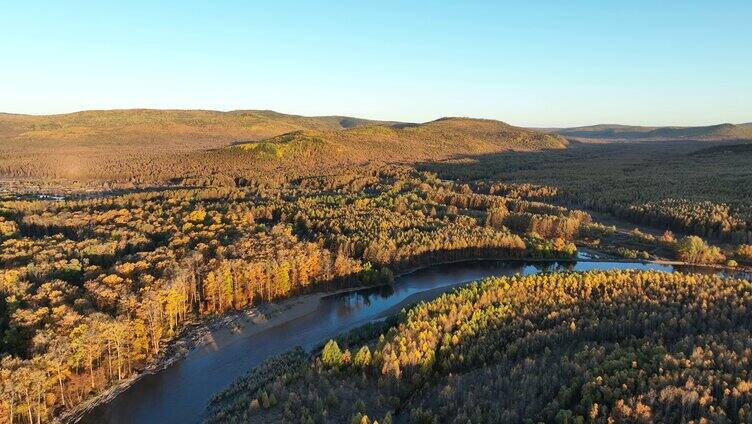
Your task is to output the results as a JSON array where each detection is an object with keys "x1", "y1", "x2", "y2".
[
  {"x1": 0, "y1": 109, "x2": 396, "y2": 149},
  {"x1": 0, "y1": 112, "x2": 566, "y2": 182},
  {"x1": 230, "y1": 117, "x2": 568, "y2": 163}
]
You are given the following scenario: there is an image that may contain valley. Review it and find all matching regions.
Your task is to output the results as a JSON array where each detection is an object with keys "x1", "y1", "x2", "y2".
[
  {"x1": 0, "y1": 110, "x2": 751, "y2": 424},
  {"x1": 4, "y1": 2, "x2": 750, "y2": 422}
]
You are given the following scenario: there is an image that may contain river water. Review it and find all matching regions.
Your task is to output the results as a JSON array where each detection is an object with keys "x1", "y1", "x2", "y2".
[{"x1": 80, "y1": 258, "x2": 735, "y2": 423}]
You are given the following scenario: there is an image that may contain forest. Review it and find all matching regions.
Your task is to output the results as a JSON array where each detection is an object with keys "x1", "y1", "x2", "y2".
[
  {"x1": 206, "y1": 269, "x2": 752, "y2": 424},
  {"x1": 422, "y1": 140, "x2": 752, "y2": 244},
  {"x1": 1, "y1": 167, "x2": 592, "y2": 423},
  {"x1": 1, "y1": 110, "x2": 751, "y2": 423}
]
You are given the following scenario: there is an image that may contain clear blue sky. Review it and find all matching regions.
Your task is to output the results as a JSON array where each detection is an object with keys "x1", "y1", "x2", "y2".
[{"x1": 2, "y1": 1, "x2": 750, "y2": 127}]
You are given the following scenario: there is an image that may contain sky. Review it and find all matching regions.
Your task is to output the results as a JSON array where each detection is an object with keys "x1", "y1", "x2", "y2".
[{"x1": 1, "y1": 1, "x2": 750, "y2": 127}]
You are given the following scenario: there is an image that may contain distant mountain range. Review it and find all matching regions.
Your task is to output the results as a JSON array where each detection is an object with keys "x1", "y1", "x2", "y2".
[
  {"x1": 2, "y1": 109, "x2": 749, "y2": 148},
  {"x1": 544, "y1": 122, "x2": 752, "y2": 142}
]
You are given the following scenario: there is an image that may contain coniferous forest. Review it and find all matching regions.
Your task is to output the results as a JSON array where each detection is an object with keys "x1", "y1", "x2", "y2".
[{"x1": 207, "y1": 270, "x2": 752, "y2": 423}]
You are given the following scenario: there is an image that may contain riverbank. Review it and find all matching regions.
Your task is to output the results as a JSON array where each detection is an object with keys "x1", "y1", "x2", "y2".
[
  {"x1": 59, "y1": 254, "x2": 545, "y2": 423},
  {"x1": 389, "y1": 250, "x2": 749, "y2": 276},
  {"x1": 61, "y1": 251, "x2": 749, "y2": 423},
  {"x1": 57, "y1": 293, "x2": 325, "y2": 423}
]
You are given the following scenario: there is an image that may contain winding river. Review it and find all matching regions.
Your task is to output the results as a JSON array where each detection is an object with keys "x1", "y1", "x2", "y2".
[{"x1": 79, "y1": 258, "x2": 741, "y2": 423}]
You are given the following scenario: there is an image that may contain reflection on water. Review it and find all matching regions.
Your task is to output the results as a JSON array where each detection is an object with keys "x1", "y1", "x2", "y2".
[{"x1": 80, "y1": 259, "x2": 736, "y2": 424}]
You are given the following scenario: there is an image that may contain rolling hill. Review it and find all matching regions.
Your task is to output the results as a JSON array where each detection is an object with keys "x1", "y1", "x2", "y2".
[
  {"x1": 0, "y1": 109, "x2": 398, "y2": 149},
  {"x1": 0, "y1": 111, "x2": 567, "y2": 183},
  {"x1": 548, "y1": 122, "x2": 752, "y2": 142},
  {"x1": 230, "y1": 117, "x2": 568, "y2": 163}
]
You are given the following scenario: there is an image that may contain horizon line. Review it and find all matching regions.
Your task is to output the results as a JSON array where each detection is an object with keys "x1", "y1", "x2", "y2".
[{"x1": 1, "y1": 107, "x2": 750, "y2": 129}]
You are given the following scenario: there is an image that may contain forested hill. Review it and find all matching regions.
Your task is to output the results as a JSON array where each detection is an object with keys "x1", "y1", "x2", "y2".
[
  {"x1": 0, "y1": 109, "x2": 399, "y2": 149},
  {"x1": 549, "y1": 122, "x2": 752, "y2": 141},
  {"x1": 230, "y1": 117, "x2": 568, "y2": 163},
  {"x1": 0, "y1": 111, "x2": 566, "y2": 182},
  {"x1": 206, "y1": 270, "x2": 752, "y2": 423}
]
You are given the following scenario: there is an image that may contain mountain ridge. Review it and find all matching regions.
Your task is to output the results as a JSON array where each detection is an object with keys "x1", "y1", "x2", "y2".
[{"x1": 229, "y1": 116, "x2": 568, "y2": 164}]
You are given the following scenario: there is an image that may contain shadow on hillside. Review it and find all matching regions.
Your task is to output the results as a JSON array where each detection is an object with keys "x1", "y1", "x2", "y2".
[{"x1": 411, "y1": 139, "x2": 739, "y2": 183}]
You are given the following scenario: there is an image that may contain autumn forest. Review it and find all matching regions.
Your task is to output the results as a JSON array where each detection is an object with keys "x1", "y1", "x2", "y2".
[{"x1": 0, "y1": 110, "x2": 751, "y2": 424}]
